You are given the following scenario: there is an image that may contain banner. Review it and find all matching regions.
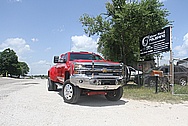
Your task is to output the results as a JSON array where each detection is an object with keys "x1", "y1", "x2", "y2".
[{"x1": 140, "y1": 27, "x2": 171, "y2": 57}]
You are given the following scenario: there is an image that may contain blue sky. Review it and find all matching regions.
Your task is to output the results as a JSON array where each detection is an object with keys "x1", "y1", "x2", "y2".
[{"x1": 0, "y1": 0, "x2": 188, "y2": 75}]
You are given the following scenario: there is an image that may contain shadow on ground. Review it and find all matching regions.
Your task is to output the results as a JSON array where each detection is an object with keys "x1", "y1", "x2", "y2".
[
  {"x1": 77, "y1": 95, "x2": 128, "y2": 107},
  {"x1": 21, "y1": 82, "x2": 40, "y2": 85},
  {"x1": 57, "y1": 89, "x2": 128, "y2": 107}
]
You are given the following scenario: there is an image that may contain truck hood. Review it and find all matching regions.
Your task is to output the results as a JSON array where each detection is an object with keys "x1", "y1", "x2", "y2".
[{"x1": 71, "y1": 60, "x2": 121, "y2": 66}]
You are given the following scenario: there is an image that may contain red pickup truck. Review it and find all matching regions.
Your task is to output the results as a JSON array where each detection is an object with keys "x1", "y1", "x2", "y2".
[{"x1": 48, "y1": 51, "x2": 126, "y2": 103}]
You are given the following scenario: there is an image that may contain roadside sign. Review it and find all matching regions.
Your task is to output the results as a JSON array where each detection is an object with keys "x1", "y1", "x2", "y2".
[{"x1": 140, "y1": 27, "x2": 171, "y2": 57}]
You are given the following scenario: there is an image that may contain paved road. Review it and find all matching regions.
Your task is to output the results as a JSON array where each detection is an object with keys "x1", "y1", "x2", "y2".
[{"x1": 0, "y1": 77, "x2": 188, "y2": 126}]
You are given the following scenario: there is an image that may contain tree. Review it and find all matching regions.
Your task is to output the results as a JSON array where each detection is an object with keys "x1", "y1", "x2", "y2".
[
  {"x1": 0, "y1": 48, "x2": 29, "y2": 77},
  {"x1": 0, "y1": 48, "x2": 18, "y2": 76},
  {"x1": 18, "y1": 62, "x2": 30, "y2": 76},
  {"x1": 80, "y1": 0, "x2": 171, "y2": 65}
]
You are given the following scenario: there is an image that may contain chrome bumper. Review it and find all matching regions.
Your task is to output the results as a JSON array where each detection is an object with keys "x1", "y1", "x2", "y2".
[{"x1": 70, "y1": 74, "x2": 125, "y2": 90}]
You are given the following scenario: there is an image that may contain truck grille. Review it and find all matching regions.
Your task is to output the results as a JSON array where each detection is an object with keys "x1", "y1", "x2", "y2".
[
  {"x1": 85, "y1": 65, "x2": 121, "y2": 69},
  {"x1": 82, "y1": 65, "x2": 122, "y2": 76}
]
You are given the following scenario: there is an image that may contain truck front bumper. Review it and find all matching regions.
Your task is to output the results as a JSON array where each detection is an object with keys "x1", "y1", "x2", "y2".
[{"x1": 70, "y1": 74, "x2": 125, "y2": 90}]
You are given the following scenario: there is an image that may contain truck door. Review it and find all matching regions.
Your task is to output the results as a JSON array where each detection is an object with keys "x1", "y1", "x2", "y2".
[{"x1": 55, "y1": 53, "x2": 67, "y2": 83}]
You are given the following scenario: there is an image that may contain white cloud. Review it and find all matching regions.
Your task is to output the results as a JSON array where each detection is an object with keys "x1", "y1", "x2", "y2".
[
  {"x1": 36, "y1": 60, "x2": 47, "y2": 64},
  {"x1": 31, "y1": 38, "x2": 39, "y2": 42},
  {"x1": 8, "y1": 0, "x2": 22, "y2": 3},
  {"x1": 160, "y1": 33, "x2": 188, "y2": 66},
  {"x1": 52, "y1": 26, "x2": 64, "y2": 33},
  {"x1": 174, "y1": 33, "x2": 188, "y2": 57},
  {"x1": 17, "y1": 0, "x2": 22, "y2": 1},
  {"x1": 71, "y1": 35, "x2": 98, "y2": 53},
  {"x1": 0, "y1": 38, "x2": 31, "y2": 60},
  {"x1": 28, "y1": 60, "x2": 52, "y2": 75},
  {"x1": 45, "y1": 47, "x2": 51, "y2": 52},
  {"x1": 159, "y1": 0, "x2": 167, "y2": 2},
  {"x1": 159, "y1": 52, "x2": 170, "y2": 66}
]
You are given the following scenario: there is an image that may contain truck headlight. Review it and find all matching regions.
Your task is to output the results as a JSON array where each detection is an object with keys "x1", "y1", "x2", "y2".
[
  {"x1": 74, "y1": 64, "x2": 84, "y2": 69},
  {"x1": 74, "y1": 64, "x2": 85, "y2": 74}
]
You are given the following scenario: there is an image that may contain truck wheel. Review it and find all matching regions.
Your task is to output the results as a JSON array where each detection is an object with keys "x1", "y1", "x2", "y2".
[
  {"x1": 47, "y1": 78, "x2": 57, "y2": 91},
  {"x1": 105, "y1": 87, "x2": 123, "y2": 101},
  {"x1": 62, "y1": 80, "x2": 80, "y2": 104}
]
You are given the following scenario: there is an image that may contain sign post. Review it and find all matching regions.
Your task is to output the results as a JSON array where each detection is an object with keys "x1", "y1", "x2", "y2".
[{"x1": 169, "y1": 26, "x2": 174, "y2": 95}]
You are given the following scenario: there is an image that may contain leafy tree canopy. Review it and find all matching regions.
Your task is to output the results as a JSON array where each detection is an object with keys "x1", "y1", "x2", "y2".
[
  {"x1": 0, "y1": 48, "x2": 29, "y2": 77},
  {"x1": 80, "y1": 0, "x2": 171, "y2": 65}
]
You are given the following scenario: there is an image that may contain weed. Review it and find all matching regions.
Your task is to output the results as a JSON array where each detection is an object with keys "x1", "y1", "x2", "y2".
[{"x1": 123, "y1": 85, "x2": 188, "y2": 103}]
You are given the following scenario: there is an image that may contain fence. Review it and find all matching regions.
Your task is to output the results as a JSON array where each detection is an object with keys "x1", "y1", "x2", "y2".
[
  {"x1": 128, "y1": 59, "x2": 188, "y2": 95},
  {"x1": 172, "y1": 59, "x2": 188, "y2": 95}
]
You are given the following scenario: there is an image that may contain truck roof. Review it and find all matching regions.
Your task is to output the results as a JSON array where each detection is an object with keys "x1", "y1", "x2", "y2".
[{"x1": 69, "y1": 51, "x2": 95, "y2": 54}]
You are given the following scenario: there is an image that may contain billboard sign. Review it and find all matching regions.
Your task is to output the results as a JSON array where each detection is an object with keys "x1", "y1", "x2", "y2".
[{"x1": 140, "y1": 27, "x2": 171, "y2": 57}]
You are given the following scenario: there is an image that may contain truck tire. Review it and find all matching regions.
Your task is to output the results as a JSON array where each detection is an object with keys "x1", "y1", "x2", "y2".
[
  {"x1": 47, "y1": 78, "x2": 57, "y2": 91},
  {"x1": 105, "y1": 87, "x2": 123, "y2": 101},
  {"x1": 61, "y1": 79, "x2": 80, "y2": 104}
]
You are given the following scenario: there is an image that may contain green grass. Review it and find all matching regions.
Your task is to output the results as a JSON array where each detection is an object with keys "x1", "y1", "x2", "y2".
[
  {"x1": 174, "y1": 84, "x2": 188, "y2": 94},
  {"x1": 123, "y1": 85, "x2": 188, "y2": 104}
]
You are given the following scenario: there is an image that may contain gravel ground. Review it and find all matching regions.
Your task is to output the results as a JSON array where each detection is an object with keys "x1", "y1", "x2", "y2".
[{"x1": 0, "y1": 78, "x2": 188, "y2": 126}]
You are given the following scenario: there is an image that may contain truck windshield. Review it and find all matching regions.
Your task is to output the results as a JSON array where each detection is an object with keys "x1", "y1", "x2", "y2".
[{"x1": 70, "y1": 53, "x2": 103, "y2": 61}]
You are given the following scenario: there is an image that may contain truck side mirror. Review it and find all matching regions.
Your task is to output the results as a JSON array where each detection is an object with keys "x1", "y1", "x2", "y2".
[
  {"x1": 59, "y1": 58, "x2": 66, "y2": 63},
  {"x1": 54, "y1": 56, "x2": 59, "y2": 63}
]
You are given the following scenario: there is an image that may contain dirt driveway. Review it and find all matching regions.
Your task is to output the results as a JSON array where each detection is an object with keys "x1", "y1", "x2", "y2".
[{"x1": 0, "y1": 78, "x2": 188, "y2": 126}]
